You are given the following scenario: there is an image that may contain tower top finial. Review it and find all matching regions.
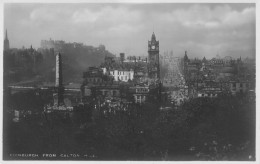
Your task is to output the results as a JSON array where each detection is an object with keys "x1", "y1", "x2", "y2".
[{"x1": 151, "y1": 32, "x2": 156, "y2": 41}]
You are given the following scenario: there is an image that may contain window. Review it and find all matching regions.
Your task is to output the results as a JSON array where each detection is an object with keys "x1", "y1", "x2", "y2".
[
  {"x1": 125, "y1": 76, "x2": 127, "y2": 80},
  {"x1": 240, "y1": 83, "x2": 243, "y2": 87},
  {"x1": 233, "y1": 83, "x2": 236, "y2": 87}
]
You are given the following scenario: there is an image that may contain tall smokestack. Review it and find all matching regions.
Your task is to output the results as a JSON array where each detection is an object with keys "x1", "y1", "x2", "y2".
[
  {"x1": 55, "y1": 53, "x2": 63, "y2": 87},
  {"x1": 54, "y1": 52, "x2": 64, "y2": 106}
]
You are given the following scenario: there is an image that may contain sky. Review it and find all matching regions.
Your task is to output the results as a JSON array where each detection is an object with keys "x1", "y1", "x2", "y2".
[{"x1": 4, "y1": 3, "x2": 256, "y2": 59}]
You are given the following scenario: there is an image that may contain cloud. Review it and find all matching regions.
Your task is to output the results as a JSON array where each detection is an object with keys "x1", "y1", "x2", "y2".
[
  {"x1": 155, "y1": 4, "x2": 255, "y2": 58},
  {"x1": 72, "y1": 9, "x2": 100, "y2": 23},
  {"x1": 30, "y1": 7, "x2": 72, "y2": 22},
  {"x1": 30, "y1": 8, "x2": 56, "y2": 21},
  {"x1": 71, "y1": 6, "x2": 142, "y2": 25},
  {"x1": 158, "y1": 4, "x2": 255, "y2": 30},
  {"x1": 4, "y1": 3, "x2": 255, "y2": 58},
  {"x1": 223, "y1": 7, "x2": 255, "y2": 26}
]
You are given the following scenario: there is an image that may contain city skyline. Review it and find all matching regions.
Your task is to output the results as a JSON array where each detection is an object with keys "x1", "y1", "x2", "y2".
[{"x1": 4, "y1": 3, "x2": 255, "y2": 58}]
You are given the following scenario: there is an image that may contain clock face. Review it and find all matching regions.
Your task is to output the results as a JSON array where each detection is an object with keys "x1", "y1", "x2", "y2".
[{"x1": 152, "y1": 45, "x2": 155, "y2": 49}]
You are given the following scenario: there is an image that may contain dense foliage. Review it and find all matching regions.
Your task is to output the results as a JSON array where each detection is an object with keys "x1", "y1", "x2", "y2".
[{"x1": 3, "y1": 92, "x2": 255, "y2": 160}]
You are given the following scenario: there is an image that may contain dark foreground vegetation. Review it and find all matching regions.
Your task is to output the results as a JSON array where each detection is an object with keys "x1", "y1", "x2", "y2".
[{"x1": 3, "y1": 91, "x2": 255, "y2": 161}]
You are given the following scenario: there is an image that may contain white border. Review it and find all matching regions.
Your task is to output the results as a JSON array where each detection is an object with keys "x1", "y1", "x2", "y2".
[{"x1": 0, "y1": 0, "x2": 259, "y2": 164}]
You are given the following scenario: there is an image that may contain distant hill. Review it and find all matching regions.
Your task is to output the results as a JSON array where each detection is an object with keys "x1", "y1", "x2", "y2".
[
  {"x1": 4, "y1": 41, "x2": 115, "y2": 86},
  {"x1": 39, "y1": 41, "x2": 115, "y2": 83}
]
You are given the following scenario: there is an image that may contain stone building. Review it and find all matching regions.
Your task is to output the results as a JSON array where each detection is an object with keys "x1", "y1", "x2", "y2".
[
  {"x1": 108, "y1": 69, "x2": 134, "y2": 82},
  {"x1": 129, "y1": 84, "x2": 150, "y2": 104}
]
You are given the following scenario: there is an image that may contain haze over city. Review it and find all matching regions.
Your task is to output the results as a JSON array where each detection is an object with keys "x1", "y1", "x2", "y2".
[{"x1": 4, "y1": 3, "x2": 255, "y2": 58}]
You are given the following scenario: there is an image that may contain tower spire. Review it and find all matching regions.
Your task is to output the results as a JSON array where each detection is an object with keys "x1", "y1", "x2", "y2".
[
  {"x1": 4, "y1": 29, "x2": 10, "y2": 50},
  {"x1": 5, "y1": 29, "x2": 8, "y2": 40},
  {"x1": 151, "y1": 31, "x2": 156, "y2": 41}
]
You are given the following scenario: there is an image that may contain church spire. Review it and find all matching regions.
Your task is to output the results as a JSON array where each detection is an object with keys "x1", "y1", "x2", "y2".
[
  {"x1": 5, "y1": 29, "x2": 8, "y2": 40},
  {"x1": 203, "y1": 56, "x2": 206, "y2": 61},
  {"x1": 4, "y1": 29, "x2": 10, "y2": 50},
  {"x1": 184, "y1": 51, "x2": 188, "y2": 62}
]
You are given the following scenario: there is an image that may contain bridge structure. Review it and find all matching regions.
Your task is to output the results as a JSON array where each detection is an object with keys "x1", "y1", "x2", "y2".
[
  {"x1": 7, "y1": 85, "x2": 80, "y2": 93},
  {"x1": 7, "y1": 85, "x2": 53, "y2": 95}
]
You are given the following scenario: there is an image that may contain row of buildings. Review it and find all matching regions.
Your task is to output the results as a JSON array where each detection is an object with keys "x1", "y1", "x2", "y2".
[
  {"x1": 81, "y1": 32, "x2": 162, "y2": 105},
  {"x1": 43, "y1": 32, "x2": 162, "y2": 114},
  {"x1": 181, "y1": 51, "x2": 255, "y2": 98},
  {"x1": 47, "y1": 32, "x2": 255, "y2": 113}
]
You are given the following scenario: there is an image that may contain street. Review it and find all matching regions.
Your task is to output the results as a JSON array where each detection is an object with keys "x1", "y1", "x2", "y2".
[{"x1": 162, "y1": 57, "x2": 188, "y2": 105}]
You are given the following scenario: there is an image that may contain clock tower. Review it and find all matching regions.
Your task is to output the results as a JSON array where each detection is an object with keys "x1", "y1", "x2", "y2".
[{"x1": 148, "y1": 32, "x2": 160, "y2": 80}]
